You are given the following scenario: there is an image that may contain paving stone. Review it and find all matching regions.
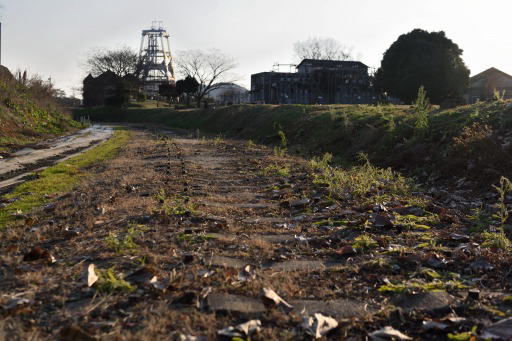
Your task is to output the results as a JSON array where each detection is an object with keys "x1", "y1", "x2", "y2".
[
  {"x1": 257, "y1": 234, "x2": 296, "y2": 243},
  {"x1": 198, "y1": 201, "x2": 272, "y2": 209},
  {"x1": 206, "y1": 255, "x2": 252, "y2": 269},
  {"x1": 207, "y1": 293, "x2": 266, "y2": 315},
  {"x1": 243, "y1": 217, "x2": 289, "y2": 224},
  {"x1": 391, "y1": 291, "x2": 455, "y2": 313},
  {"x1": 291, "y1": 298, "x2": 372, "y2": 318},
  {"x1": 267, "y1": 260, "x2": 326, "y2": 272}
]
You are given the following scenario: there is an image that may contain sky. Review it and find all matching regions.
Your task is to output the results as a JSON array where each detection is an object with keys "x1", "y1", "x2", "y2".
[{"x1": 1, "y1": 0, "x2": 512, "y2": 97}]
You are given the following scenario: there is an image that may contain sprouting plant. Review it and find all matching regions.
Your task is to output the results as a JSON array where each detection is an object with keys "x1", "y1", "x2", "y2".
[
  {"x1": 492, "y1": 176, "x2": 512, "y2": 233},
  {"x1": 467, "y1": 206, "x2": 492, "y2": 233},
  {"x1": 155, "y1": 189, "x2": 195, "y2": 216},
  {"x1": 493, "y1": 88, "x2": 506, "y2": 102},
  {"x1": 309, "y1": 153, "x2": 333, "y2": 172},
  {"x1": 247, "y1": 139, "x2": 257, "y2": 148},
  {"x1": 481, "y1": 231, "x2": 511, "y2": 250},
  {"x1": 352, "y1": 233, "x2": 378, "y2": 251},
  {"x1": 274, "y1": 130, "x2": 287, "y2": 157},
  {"x1": 413, "y1": 86, "x2": 431, "y2": 137},
  {"x1": 105, "y1": 224, "x2": 145, "y2": 253},
  {"x1": 260, "y1": 164, "x2": 290, "y2": 177},
  {"x1": 213, "y1": 134, "x2": 224, "y2": 146},
  {"x1": 177, "y1": 232, "x2": 216, "y2": 245},
  {"x1": 96, "y1": 268, "x2": 136, "y2": 294}
]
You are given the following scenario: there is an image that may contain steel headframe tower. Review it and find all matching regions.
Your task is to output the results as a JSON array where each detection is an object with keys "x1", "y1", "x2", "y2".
[{"x1": 137, "y1": 21, "x2": 175, "y2": 97}]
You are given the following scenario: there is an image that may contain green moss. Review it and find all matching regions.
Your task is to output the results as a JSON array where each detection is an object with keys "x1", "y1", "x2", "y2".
[
  {"x1": 0, "y1": 129, "x2": 131, "y2": 228},
  {"x1": 378, "y1": 279, "x2": 467, "y2": 294},
  {"x1": 177, "y1": 233, "x2": 217, "y2": 245}
]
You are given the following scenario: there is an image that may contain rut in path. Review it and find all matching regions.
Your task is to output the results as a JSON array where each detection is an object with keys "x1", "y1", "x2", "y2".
[{"x1": 1, "y1": 129, "x2": 506, "y2": 340}]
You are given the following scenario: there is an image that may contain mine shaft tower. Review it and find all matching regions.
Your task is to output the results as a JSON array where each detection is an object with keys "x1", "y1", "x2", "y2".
[{"x1": 137, "y1": 21, "x2": 175, "y2": 97}]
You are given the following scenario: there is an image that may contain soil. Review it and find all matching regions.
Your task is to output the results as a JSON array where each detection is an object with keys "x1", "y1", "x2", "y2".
[{"x1": 1, "y1": 128, "x2": 511, "y2": 340}]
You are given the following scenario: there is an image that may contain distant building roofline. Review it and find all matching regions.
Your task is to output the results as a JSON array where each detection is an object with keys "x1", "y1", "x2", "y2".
[
  {"x1": 296, "y1": 59, "x2": 368, "y2": 69},
  {"x1": 471, "y1": 67, "x2": 512, "y2": 81}
]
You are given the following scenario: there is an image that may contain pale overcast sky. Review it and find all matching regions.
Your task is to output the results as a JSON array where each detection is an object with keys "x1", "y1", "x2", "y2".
[{"x1": 1, "y1": 0, "x2": 512, "y2": 97}]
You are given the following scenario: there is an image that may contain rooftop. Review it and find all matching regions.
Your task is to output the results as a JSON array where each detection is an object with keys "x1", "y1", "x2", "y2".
[{"x1": 296, "y1": 59, "x2": 368, "y2": 69}]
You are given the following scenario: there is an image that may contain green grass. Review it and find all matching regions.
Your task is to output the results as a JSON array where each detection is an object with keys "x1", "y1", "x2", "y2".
[{"x1": 0, "y1": 129, "x2": 131, "y2": 228}]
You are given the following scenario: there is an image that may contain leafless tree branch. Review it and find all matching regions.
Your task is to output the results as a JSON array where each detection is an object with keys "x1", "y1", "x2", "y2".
[
  {"x1": 294, "y1": 37, "x2": 353, "y2": 62},
  {"x1": 176, "y1": 49, "x2": 237, "y2": 107}
]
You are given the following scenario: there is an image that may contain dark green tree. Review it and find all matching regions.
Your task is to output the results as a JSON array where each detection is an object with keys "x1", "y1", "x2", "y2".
[
  {"x1": 375, "y1": 29, "x2": 470, "y2": 104},
  {"x1": 176, "y1": 76, "x2": 199, "y2": 105},
  {"x1": 159, "y1": 83, "x2": 177, "y2": 103}
]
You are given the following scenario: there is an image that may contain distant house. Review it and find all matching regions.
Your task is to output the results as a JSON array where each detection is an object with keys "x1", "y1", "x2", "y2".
[
  {"x1": 207, "y1": 83, "x2": 250, "y2": 105},
  {"x1": 465, "y1": 67, "x2": 512, "y2": 104},
  {"x1": 83, "y1": 71, "x2": 140, "y2": 107},
  {"x1": 251, "y1": 59, "x2": 375, "y2": 104}
]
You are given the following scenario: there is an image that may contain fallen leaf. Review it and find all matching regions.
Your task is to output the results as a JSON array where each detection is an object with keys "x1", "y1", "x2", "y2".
[
  {"x1": 218, "y1": 320, "x2": 262, "y2": 338},
  {"x1": 301, "y1": 313, "x2": 338, "y2": 339},
  {"x1": 369, "y1": 326, "x2": 412, "y2": 340},
  {"x1": 261, "y1": 288, "x2": 293, "y2": 310},
  {"x1": 23, "y1": 246, "x2": 44, "y2": 261},
  {"x1": 85, "y1": 264, "x2": 99, "y2": 287},
  {"x1": 177, "y1": 335, "x2": 207, "y2": 341},
  {"x1": 237, "y1": 265, "x2": 255, "y2": 282}
]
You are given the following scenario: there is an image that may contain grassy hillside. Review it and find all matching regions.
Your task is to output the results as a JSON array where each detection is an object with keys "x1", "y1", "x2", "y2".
[
  {"x1": 0, "y1": 67, "x2": 81, "y2": 153},
  {"x1": 74, "y1": 100, "x2": 512, "y2": 186}
]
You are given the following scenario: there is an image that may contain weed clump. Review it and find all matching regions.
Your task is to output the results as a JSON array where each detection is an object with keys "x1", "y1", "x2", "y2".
[
  {"x1": 273, "y1": 130, "x2": 287, "y2": 157},
  {"x1": 105, "y1": 224, "x2": 146, "y2": 253},
  {"x1": 413, "y1": 86, "x2": 431, "y2": 138},
  {"x1": 353, "y1": 233, "x2": 378, "y2": 251},
  {"x1": 310, "y1": 152, "x2": 413, "y2": 203},
  {"x1": 155, "y1": 190, "x2": 195, "y2": 216},
  {"x1": 260, "y1": 164, "x2": 290, "y2": 178},
  {"x1": 96, "y1": 268, "x2": 136, "y2": 294}
]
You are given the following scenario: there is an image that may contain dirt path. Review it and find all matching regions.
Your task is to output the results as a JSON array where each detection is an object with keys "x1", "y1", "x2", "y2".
[
  {"x1": 0, "y1": 129, "x2": 510, "y2": 340},
  {"x1": 0, "y1": 125, "x2": 113, "y2": 191}
]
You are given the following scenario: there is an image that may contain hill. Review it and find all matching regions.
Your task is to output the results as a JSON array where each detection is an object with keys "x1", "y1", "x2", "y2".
[{"x1": 0, "y1": 67, "x2": 81, "y2": 154}]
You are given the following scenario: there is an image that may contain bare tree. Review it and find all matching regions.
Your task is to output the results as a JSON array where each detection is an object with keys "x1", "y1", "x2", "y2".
[
  {"x1": 294, "y1": 37, "x2": 352, "y2": 61},
  {"x1": 85, "y1": 47, "x2": 138, "y2": 77},
  {"x1": 176, "y1": 49, "x2": 237, "y2": 107}
]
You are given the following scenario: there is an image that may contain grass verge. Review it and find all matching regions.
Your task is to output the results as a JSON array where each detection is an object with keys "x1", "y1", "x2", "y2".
[
  {"x1": 74, "y1": 100, "x2": 512, "y2": 187},
  {"x1": 0, "y1": 128, "x2": 131, "y2": 228}
]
